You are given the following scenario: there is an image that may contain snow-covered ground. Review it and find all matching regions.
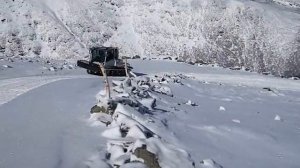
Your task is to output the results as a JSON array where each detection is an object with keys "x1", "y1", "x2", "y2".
[
  {"x1": 1, "y1": 0, "x2": 299, "y2": 77},
  {"x1": 0, "y1": 59, "x2": 299, "y2": 168}
]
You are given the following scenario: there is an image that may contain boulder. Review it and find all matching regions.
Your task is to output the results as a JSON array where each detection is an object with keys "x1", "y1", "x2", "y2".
[
  {"x1": 90, "y1": 105, "x2": 107, "y2": 114},
  {"x1": 132, "y1": 55, "x2": 141, "y2": 59},
  {"x1": 134, "y1": 145, "x2": 160, "y2": 168}
]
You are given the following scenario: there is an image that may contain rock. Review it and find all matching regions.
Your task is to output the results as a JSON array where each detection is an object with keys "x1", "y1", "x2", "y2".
[
  {"x1": 0, "y1": 46, "x2": 5, "y2": 53},
  {"x1": 229, "y1": 66, "x2": 241, "y2": 70},
  {"x1": 195, "y1": 60, "x2": 208, "y2": 65},
  {"x1": 232, "y1": 119, "x2": 241, "y2": 123},
  {"x1": 61, "y1": 65, "x2": 68, "y2": 69},
  {"x1": 139, "y1": 98, "x2": 156, "y2": 109},
  {"x1": 134, "y1": 145, "x2": 160, "y2": 168},
  {"x1": 120, "y1": 124, "x2": 130, "y2": 137},
  {"x1": 163, "y1": 57, "x2": 172, "y2": 60},
  {"x1": 219, "y1": 106, "x2": 226, "y2": 111},
  {"x1": 132, "y1": 55, "x2": 141, "y2": 59},
  {"x1": 90, "y1": 113, "x2": 112, "y2": 126},
  {"x1": 186, "y1": 100, "x2": 197, "y2": 106},
  {"x1": 152, "y1": 85, "x2": 173, "y2": 97},
  {"x1": 263, "y1": 87, "x2": 273, "y2": 92},
  {"x1": 126, "y1": 125, "x2": 147, "y2": 139},
  {"x1": 122, "y1": 56, "x2": 131, "y2": 60},
  {"x1": 8, "y1": 58, "x2": 14, "y2": 62},
  {"x1": 107, "y1": 101, "x2": 118, "y2": 114},
  {"x1": 49, "y1": 66, "x2": 56, "y2": 71},
  {"x1": 187, "y1": 61, "x2": 195, "y2": 65},
  {"x1": 90, "y1": 105, "x2": 107, "y2": 114},
  {"x1": 199, "y1": 159, "x2": 223, "y2": 168},
  {"x1": 120, "y1": 162, "x2": 148, "y2": 168},
  {"x1": 262, "y1": 72, "x2": 270, "y2": 75},
  {"x1": 290, "y1": 77, "x2": 299, "y2": 80},
  {"x1": 274, "y1": 114, "x2": 282, "y2": 121},
  {"x1": 124, "y1": 78, "x2": 132, "y2": 87},
  {"x1": 115, "y1": 98, "x2": 139, "y2": 107},
  {"x1": 2, "y1": 65, "x2": 13, "y2": 68},
  {"x1": 68, "y1": 64, "x2": 74, "y2": 69}
]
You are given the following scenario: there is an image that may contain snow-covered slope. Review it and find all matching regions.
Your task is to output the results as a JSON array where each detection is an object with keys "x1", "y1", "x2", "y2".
[
  {"x1": 0, "y1": 0, "x2": 118, "y2": 59},
  {"x1": 271, "y1": 0, "x2": 300, "y2": 8},
  {"x1": 0, "y1": 0, "x2": 299, "y2": 77}
]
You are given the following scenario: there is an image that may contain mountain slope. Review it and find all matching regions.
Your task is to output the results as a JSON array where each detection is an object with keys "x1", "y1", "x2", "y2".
[{"x1": 0, "y1": 0, "x2": 299, "y2": 77}]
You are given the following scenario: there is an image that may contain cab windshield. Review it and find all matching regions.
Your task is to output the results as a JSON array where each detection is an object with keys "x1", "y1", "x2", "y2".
[{"x1": 90, "y1": 49, "x2": 116, "y2": 63}]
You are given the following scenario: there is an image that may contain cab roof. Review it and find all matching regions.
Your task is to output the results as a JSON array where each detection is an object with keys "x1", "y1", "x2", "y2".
[{"x1": 89, "y1": 47, "x2": 118, "y2": 51}]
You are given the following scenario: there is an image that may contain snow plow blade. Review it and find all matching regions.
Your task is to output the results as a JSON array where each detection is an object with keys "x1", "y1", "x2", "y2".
[
  {"x1": 77, "y1": 60, "x2": 99, "y2": 72},
  {"x1": 77, "y1": 60, "x2": 130, "y2": 76}
]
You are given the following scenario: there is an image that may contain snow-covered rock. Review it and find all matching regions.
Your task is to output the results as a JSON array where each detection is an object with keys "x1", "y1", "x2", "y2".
[
  {"x1": 2, "y1": 64, "x2": 12, "y2": 68},
  {"x1": 186, "y1": 100, "x2": 197, "y2": 106},
  {"x1": 199, "y1": 159, "x2": 223, "y2": 168},
  {"x1": 232, "y1": 119, "x2": 241, "y2": 123},
  {"x1": 48, "y1": 66, "x2": 56, "y2": 71},
  {"x1": 274, "y1": 114, "x2": 282, "y2": 121},
  {"x1": 219, "y1": 106, "x2": 226, "y2": 111}
]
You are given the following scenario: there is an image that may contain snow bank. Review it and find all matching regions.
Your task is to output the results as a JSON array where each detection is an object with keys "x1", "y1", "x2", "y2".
[{"x1": 89, "y1": 74, "x2": 198, "y2": 167}]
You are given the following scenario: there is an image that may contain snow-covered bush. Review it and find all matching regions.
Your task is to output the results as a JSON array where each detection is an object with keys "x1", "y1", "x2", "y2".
[{"x1": 32, "y1": 42, "x2": 42, "y2": 56}]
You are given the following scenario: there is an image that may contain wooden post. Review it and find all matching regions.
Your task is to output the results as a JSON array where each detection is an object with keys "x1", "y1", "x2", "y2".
[
  {"x1": 95, "y1": 62, "x2": 111, "y2": 99},
  {"x1": 125, "y1": 58, "x2": 129, "y2": 77}
]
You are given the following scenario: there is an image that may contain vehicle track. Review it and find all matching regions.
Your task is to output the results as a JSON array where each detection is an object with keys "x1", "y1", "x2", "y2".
[{"x1": 0, "y1": 75, "x2": 94, "y2": 106}]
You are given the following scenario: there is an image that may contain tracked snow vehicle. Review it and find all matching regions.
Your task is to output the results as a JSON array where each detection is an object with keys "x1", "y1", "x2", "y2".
[{"x1": 77, "y1": 47, "x2": 132, "y2": 76}]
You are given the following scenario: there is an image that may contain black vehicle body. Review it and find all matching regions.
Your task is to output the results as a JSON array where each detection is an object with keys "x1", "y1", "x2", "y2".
[{"x1": 77, "y1": 47, "x2": 131, "y2": 76}]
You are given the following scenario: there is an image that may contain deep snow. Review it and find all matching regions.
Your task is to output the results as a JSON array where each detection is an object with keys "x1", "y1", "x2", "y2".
[{"x1": 0, "y1": 59, "x2": 299, "y2": 168}]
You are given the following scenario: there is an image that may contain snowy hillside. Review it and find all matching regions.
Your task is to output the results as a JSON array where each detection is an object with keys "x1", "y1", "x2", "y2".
[
  {"x1": 0, "y1": 0, "x2": 299, "y2": 77},
  {"x1": 0, "y1": 59, "x2": 299, "y2": 168}
]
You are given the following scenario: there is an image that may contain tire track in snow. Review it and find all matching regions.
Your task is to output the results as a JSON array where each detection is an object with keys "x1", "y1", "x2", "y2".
[
  {"x1": 0, "y1": 75, "x2": 94, "y2": 106},
  {"x1": 186, "y1": 73, "x2": 300, "y2": 91}
]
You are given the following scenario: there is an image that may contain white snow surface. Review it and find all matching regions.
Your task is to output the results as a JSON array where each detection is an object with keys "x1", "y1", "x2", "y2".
[
  {"x1": 0, "y1": 59, "x2": 300, "y2": 168},
  {"x1": 0, "y1": 78, "x2": 109, "y2": 168},
  {"x1": 0, "y1": 75, "x2": 94, "y2": 106}
]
